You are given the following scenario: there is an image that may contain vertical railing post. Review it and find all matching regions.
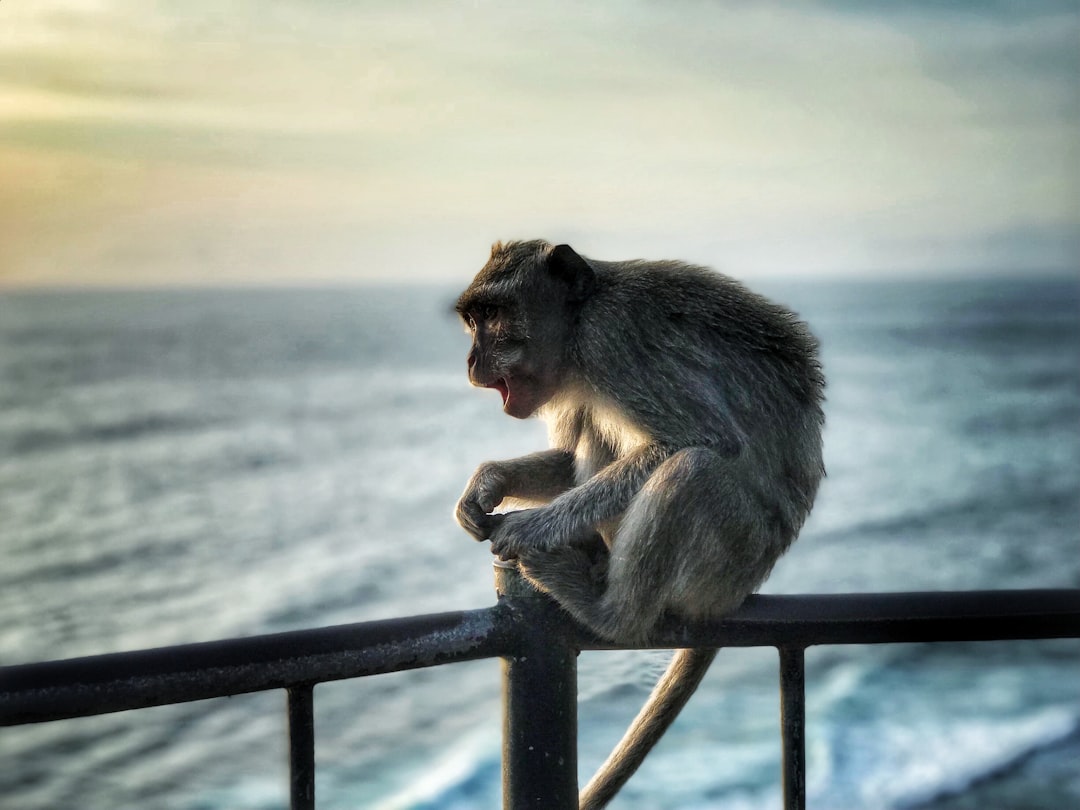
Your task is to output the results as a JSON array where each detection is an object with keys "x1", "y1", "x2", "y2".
[
  {"x1": 779, "y1": 646, "x2": 806, "y2": 810},
  {"x1": 287, "y1": 685, "x2": 316, "y2": 810},
  {"x1": 494, "y1": 560, "x2": 579, "y2": 809}
]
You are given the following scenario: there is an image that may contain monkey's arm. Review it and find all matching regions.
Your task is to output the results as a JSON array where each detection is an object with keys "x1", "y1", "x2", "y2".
[
  {"x1": 456, "y1": 449, "x2": 576, "y2": 541},
  {"x1": 489, "y1": 444, "x2": 669, "y2": 556}
]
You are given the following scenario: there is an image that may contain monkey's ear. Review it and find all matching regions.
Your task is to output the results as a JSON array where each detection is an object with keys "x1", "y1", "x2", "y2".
[{"x1": 546, "y1": 243, "x2": 595, "y2": 303}]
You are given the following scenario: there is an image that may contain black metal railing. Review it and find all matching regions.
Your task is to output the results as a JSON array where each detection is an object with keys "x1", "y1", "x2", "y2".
[{"x1": 2, "y1": 565, "x2": 1079, "y2": 810}]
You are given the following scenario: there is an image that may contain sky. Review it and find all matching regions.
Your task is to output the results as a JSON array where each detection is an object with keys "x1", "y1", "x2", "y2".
[{"x1": 1, "y1": 0, "x2": 1078, "y2": 286}]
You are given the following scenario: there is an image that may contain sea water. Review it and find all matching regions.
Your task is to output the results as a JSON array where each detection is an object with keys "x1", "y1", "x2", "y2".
[{"x1": 1, "y1": 279, "x2": 1078, "y2": 809}]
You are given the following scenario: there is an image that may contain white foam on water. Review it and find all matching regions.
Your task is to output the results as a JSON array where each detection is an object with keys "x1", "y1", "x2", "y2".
[
  {"x1": 815, "y1": 704, "x2": 1080, "y2": 809},
  {"x1": 371, "y1": 731, "x2": 500, "y2": 810}
]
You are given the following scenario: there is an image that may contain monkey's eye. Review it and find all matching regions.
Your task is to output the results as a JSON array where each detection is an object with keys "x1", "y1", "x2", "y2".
[{"x1": 472, "y1": 304, "x2": 499, "y2": 325}]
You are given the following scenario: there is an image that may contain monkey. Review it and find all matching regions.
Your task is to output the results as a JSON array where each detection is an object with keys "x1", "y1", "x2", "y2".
[{"x1": 454, "y1": 240, "x2": 824, "y2": 809}]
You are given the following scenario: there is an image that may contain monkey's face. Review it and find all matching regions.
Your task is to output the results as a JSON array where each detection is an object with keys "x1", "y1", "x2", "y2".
[
  {"x1": 457, "y1": 293, "x2": 569, "y2": 419},
  {"x1": 456, "y1": 242, "x2": 586, "y2": 419}
]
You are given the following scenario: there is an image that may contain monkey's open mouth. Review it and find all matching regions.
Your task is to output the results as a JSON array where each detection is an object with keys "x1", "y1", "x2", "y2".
[{"x1": 490, "y1": 379, "x2": 510, "y2": 405}]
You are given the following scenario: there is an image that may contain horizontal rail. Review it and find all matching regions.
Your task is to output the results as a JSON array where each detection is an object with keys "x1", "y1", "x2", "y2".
[
  {"x1": 617, "y1": 589, "x2": 1080, "y2": 650},
  {"x1": 0, "y1": 606, "x2": 516, "y2": 726},
  {"x1": 3, "y1": 589, "x2": 1079, "y2": 727}
]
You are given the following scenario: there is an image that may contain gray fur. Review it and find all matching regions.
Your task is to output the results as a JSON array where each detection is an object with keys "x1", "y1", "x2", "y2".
[{"x1": 454, "y1": 239, "x2": 825, "y2": 808}]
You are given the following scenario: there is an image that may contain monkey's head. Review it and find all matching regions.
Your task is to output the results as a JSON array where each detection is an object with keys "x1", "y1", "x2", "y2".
[{"x1": 456, "y1": 240, "x2": 595, "y2": 419}]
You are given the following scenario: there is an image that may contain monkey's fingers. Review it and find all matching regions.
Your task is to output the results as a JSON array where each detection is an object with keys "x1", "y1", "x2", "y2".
[
  {"x1": 490, "y1": 537, "x2": 515, "y2": 560},
  {"x1": 489, "y1": 515, "x2": 522, "y2": 558},
  {"x1": 456, "y1": 499, "x2": 503, "y2": 541},
  {"x1": 480, "y1": 513, "x2": 508, "y2": 546}
]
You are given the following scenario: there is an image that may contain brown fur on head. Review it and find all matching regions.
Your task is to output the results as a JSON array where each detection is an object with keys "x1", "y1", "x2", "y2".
[{"x1": 455, "y1": 241, "x2": 594, "y2": 419}]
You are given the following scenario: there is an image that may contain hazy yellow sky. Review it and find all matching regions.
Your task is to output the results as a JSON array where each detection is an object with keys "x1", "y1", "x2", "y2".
[{"x1": 2, "y1": 1, "x2": 1078, "y2": 286}]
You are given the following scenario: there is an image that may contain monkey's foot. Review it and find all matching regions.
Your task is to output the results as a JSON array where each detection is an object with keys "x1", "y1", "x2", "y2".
[{"x1": 517, "y1": 545, "x2": 607, "y2": 606}]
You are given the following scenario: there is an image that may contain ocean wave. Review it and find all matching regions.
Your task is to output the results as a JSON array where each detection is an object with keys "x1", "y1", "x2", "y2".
[
  {"x1": 813, "y1": 484, "x2": 1078, "y2": 549},
  {"x1": 814, "y1": 702, "x2": 1080, "y2": 810},
  {"x1": 892, "y1": 708, "x2": 1079, "y2": 809},
  {"x1": 1, "y1": 413, "x2": 220, "y2": 457},
  {"x1": 371, "y1": 731, "x2": 500, "y2": 810}
]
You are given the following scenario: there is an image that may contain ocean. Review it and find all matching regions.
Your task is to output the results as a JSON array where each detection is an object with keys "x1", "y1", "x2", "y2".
[{"x1": 1, "y1": 278, "x2": 1078, "y2": 809}]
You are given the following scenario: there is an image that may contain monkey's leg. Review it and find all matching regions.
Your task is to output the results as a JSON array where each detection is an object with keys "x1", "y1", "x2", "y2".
[
  {"x1": 525, "y1": 447, "x2": 769, "y2": 642},
  {"x1": 609, "y1": 446, "x2": 775, "y2": 623}
]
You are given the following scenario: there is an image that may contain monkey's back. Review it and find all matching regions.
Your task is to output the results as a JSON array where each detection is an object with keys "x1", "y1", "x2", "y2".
[{"x1": 574, "y1": 259, "x2": 824, "y2": 455}]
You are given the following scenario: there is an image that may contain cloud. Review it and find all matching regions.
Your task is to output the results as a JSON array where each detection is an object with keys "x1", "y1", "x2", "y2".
[{"x1": 0, "y1": 1, "x2": 1076, "y2": 285}]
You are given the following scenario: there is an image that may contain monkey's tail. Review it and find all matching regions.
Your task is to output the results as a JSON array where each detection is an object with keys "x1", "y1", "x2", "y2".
[{"x1": 579, "y1": 647, "x2": 719, "y2": 810}]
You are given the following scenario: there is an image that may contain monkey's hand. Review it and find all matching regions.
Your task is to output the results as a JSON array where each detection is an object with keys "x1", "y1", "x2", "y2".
[
  {"x1": 489, "y1": 507, "x2": 573, "y2": 559},
  {"x1": 456, "y1": 462, "x2": 513, "y2": 541}
]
